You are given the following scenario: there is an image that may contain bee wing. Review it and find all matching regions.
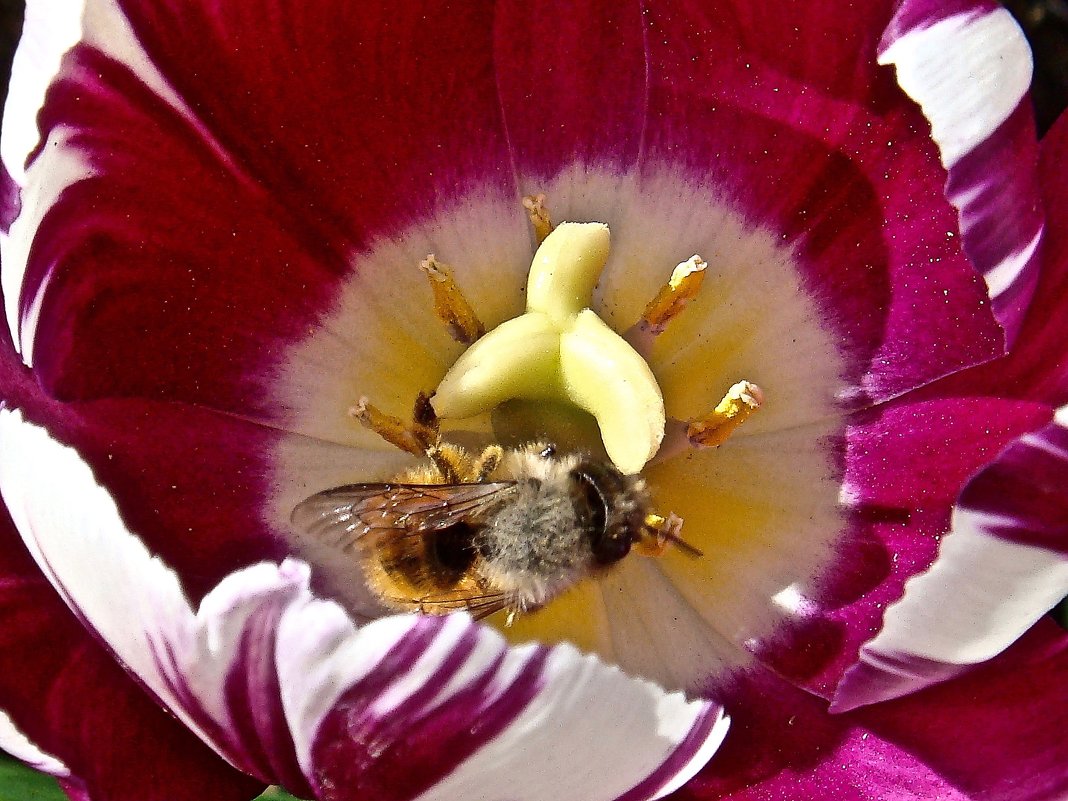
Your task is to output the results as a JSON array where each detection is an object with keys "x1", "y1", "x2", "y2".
[
  {"x1": 290, "y1": 482, "x2": 517, "y2": 552},
  {"x1": 377, "y1": 590, "x2": 513, "y2": 621}
]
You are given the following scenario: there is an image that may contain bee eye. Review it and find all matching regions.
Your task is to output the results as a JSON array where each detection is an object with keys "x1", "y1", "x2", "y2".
[
  {"x1": 539, "y1": 444, "x2": 556, "y2": 459},
  {"x1": 573, "y1": 466, "x2": 631, "y2": 566}
]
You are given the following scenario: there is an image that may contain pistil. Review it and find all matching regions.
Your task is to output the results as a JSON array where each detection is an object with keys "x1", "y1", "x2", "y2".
[
  {"x1": 432, "y1": 221, "x2": 666, "y2": 474},
  {"x1": 407, "y1": 200, "x2": 766, "y2": 473}
]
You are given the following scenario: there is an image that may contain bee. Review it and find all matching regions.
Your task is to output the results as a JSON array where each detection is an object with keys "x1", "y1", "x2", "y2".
[{"x1": 291, "y1": 394, "x2": 693, "y2": 621}]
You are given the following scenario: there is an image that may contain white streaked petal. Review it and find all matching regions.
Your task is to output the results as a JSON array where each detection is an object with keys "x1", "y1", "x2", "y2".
[
  {"x1": 2, "y1": 130, "x2": 93, "y2": 359},
  {"x1": 0, "y1": 709, "x2": 70, "y2": 777},
  {"x1": 410, "y1": 644, "x2": 730, "y2": 801},
  {"x1": 980, "y1": 226, "x2": 1042, "y2": 298},
  {"x1": 0, "y1": 0, "x2": 83, "y2": 184},
  {"x1": 0, "y1": 409, "x2": 727, "y2": 799},
  {"x1": 834, "y1": 416, "x2": 1068, "y2": 712},
  {"x1": 878, "y1": 9, "x2": 1031, "y2": 169},
  {"x1": 0, "y1": 407, "x2": 231, "y2": 757}
]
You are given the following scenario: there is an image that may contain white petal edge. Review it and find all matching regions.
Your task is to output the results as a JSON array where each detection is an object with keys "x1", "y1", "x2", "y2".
[
  {"x1": 878, "y1": 8, "x2": 1032, "y2": 169},
  {"x1": 0, "y1": 0, "x2": 89, "y2": 354},
  {"x1": 833, "y1": 414, "x2": 1068, "y2": 711},
  {"x1": 0, "y1": 0, "x2": 84, "y2": 185},
  {"x1": 1, "y1": 0, "x2": 267, "y2": 358},
  {"x1": 0, "y1": 709, "x2": 70, "y2": 777},
  {"x1": 0, "y1": 408, "x2": 728, "y2": 800}
]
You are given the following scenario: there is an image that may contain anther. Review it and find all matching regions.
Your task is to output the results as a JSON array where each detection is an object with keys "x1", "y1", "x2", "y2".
[
  {"x1": 640, "y1": 255, "x2": 707, "y2": 335},
  {"x1": 350, "y1": 396, "x2": 435, "y2": 456},
  {"x1": 522, "y1": 194, "x2": 553, "y2": 243},
  {"x1": 687, "y1": 381, "x2": 765, "y2": 448},
  {"x1": 419, "y1": 254, "x2": 486, "y2": 345}
]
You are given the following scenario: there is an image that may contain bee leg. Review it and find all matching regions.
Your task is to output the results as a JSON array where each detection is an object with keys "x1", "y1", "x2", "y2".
[
  {"x1": 472, "y1": 445, "x2": 504, "y2": 481},
  {"x1": 426, "y1": 443, "x2": 462, "y2": 483},
  {"x1": 634, "y1": 513, "x2": 703, "y2": 559}
]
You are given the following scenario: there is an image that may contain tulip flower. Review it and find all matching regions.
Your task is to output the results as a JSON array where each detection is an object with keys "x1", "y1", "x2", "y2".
[{"x1": 0, "y1": 1, "x2": 1066, "y2": 800}]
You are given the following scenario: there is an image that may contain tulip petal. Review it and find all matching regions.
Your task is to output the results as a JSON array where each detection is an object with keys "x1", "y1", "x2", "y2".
[
  {"x1": 856, "y1": 619, "x2": 1068, "y2": 801},
  {"x1": 502, "y1": 1, "x2": 1004, "y2": 409},
  {"x1": 0, "y1": 504, "x2": 263, "y2": 801},
  {"x1": 931, "y1": 104, "x2": 1068, "y2": 408},
  {"x1": 4, "y1": 0, "x2": 529, "y2": 426},
  {"x1": 0, "y1": 407, "x2": 728, "y2": 801},
  {"x1": 0, "y1": 711, "x2": 69, "y2": 779},
  {"x1": 0, "y1": 0, "x2": 81, "y2": 187},
  {"x1": 493, "y1": 0, "x2": 649, "y2": 182},
  {"x1": 703, "y1": 725, "x2": 972, "y2": 801},
  {"x1": 878, "y1": 1, "x2": 1043, "y2": 344},
  {"x1": 689, "y1": 621, "x2": 1068, "y2": 800},
  {"x1": 834, "y1": 411, "x2": 1068, "y2": 711}
]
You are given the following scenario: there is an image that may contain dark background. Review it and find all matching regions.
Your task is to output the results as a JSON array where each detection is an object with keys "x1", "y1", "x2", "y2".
[{"x1": 0, "y1": 1, "x2": 1065, "y2": 130}]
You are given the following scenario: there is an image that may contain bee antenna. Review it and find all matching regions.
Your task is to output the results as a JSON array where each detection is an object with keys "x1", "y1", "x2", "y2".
[
  {"x1": 664, "y1": 528, "x2": 704, "y2": 558},
  {"x1": 655, "y1": 513, "x2": 704, "y2": 558}
]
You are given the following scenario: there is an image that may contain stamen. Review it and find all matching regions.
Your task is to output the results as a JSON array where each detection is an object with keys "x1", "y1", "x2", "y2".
[
  {"x1": 522, "y1": 194, "x2": 553, "y2": 243},
  {"x1": 350, "y1": 396, "x2": 433, "y2": 456},
  {"x1": 687, "y1": 380, "x2": 765, "y2": 448},
  {"x1": 419, "y1": 254, "x2": 486, "y2": 345},
  {"x1": 639, "y1": 255, "x2": 707, "y2": 335}
]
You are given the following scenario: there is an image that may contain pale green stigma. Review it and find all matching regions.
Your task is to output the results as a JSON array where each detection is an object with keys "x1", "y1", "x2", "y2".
[{"x1": 431, "y1": 222, "x2": 666, "y2": 474}]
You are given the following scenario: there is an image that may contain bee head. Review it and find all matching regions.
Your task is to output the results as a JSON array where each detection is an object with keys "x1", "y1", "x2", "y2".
[{"x1": 570, "y1": 459, "x2": 648, "y2": 566}]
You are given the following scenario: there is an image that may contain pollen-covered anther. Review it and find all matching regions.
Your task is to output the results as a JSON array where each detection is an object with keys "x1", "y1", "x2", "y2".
[
  {"x1": 522, "y1": 193, "x2": 553, "y2": 243},
  {"x1": 419, "y1": 254, "x2": 486, "y2": 345},
  {"x1": 687, "y1": 380, "x2": 765, "y2": 448},
  {"x1": 349, "y1": 396, "x2": 428, "y2": 456},
  {"x1": 639, "y1": 255, "x2": 707, "y2": 335}
]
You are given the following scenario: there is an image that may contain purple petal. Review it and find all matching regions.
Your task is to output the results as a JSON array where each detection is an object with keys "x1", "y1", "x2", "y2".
[
  {"x1": 718, "y1": 396, "x2": 1051, "y2": 700},
  {"x1": 0, "y1": 408, "x2": 728, "y2": 800},
  {"x1": 879, "y1": 1, "x2": 1043, "y2": 344},
  {"x1": 629, "y1": 0, "x2": 1005, "y2": 404},
  {"x1": 834, "y1": 414, "x2": 1068, "y2": 711},
  {"x1": 856, "y1": 620, "x2": 1068, "y2": 801},
  {"x1": 685, "y1": 622, "x2": 1068, "y2": 800},
  {"x1": 493, "y1": 0, "x2": 648, "y2": 176}
]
